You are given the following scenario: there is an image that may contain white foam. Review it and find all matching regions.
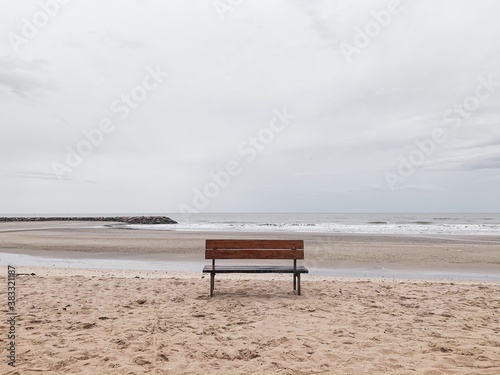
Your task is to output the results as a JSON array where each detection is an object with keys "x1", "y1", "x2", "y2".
[{"x1": 127, "y1": 222, "x2": 500, "y2": 235}]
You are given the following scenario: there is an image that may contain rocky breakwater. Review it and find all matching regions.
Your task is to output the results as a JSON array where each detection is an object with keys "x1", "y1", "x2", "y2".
[{"x1": 0, "y1": 216, "x2": 177, "y2": 224}]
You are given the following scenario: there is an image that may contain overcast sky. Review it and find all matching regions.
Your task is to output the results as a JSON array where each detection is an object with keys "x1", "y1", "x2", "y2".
[{"x1": 1, "y1": 0, "x2": 499, "y2": 214}]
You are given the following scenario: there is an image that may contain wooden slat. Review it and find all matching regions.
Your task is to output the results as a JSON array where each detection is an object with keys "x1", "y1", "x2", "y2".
[
  {"x1": 205, "y1": 249, "x2": 304, "y2": 259},
  {"x1": 202, "y1": 265, "x2": 309, "y2": 273},
  {"x1": 206, "y1": 239, "x2": 303, "y2": 250}
]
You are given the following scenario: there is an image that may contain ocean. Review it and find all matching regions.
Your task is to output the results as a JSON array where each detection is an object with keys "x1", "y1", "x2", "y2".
[{"x1": 132, "y1": 212, "x2": 500, "y2": 235}]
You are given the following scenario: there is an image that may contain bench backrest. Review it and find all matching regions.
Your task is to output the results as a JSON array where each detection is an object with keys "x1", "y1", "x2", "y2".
[{"x1": 205, "y1": 239, "x2": 304, "y2": 260}]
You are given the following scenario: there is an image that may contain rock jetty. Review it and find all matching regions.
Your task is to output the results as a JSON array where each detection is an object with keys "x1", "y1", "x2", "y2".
[{"x1": 0, "y1": 216, "x2": 177, "y2": 225}]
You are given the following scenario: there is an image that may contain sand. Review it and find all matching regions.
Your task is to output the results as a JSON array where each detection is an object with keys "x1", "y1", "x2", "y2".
[{"x1": 1, "y1": 222, "x2": 499, "y2": 374}]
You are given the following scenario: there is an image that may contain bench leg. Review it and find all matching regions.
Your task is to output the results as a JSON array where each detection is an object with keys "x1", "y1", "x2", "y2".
[
  {"x1": 210, "y1": 272, "x2": 215, "y2": 297},
  {"x1": 293, "y1": 273, "x2": 302, "y2": 295}
]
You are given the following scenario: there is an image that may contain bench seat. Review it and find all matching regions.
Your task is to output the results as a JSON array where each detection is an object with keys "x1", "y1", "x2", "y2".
[{"x1": 203, "y1": 265, "x2": 309, "y2": 274}]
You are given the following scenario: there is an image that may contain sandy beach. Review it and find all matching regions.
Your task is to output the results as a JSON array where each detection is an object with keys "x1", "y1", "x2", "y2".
[{"x1": 1, "y1": 222, "x2": 500, "y2": 374}]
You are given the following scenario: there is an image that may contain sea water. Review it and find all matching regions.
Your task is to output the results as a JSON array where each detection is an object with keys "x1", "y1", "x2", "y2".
[{"x1": 129, "y1": 212, "x2": 500, "y2": 235}]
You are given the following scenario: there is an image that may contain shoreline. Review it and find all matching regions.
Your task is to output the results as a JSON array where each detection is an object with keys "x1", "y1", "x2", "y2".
[
  {"x1": 1, "y1": 221, "x2": 499, "y2": 281},
  {"x1": 2, "y1": 249, "x2": 500, "y2": 282},
  {"x1": 7, "y1": 265, "x2": 500, "y2": 285}
]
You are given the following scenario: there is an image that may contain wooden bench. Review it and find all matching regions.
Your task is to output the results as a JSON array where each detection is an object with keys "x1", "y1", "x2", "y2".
[{"x1": 203, "y1": 239, "x2": 308, "y2": 297}]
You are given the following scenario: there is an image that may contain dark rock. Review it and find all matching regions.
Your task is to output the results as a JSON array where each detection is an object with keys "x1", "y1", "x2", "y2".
[{"x1": 0, "y1": 216, "x2": 177, "y2": 225}]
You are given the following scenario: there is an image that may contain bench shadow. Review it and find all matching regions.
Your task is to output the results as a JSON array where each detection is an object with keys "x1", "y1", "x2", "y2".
[{"x1": 203, "y1": 286, "x2": 303, "y2": 299}]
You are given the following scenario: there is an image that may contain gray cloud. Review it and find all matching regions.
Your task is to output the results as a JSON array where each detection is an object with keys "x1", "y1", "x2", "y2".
[
  {"x1": 394, "y1": 184, "x2": 447, "y2": 192},
  {"x1": 8, "y1": 171, "x2": 71, "y2": 182},
  {"x1": 93, "y1": 31, "x2": 144, "y2": 50},
  {"x1": 0, "y1": 56, "x2": 50, "y2": 97},
  {"x1": 426, "y1": 147, "x2": 500, "y2": 172}
]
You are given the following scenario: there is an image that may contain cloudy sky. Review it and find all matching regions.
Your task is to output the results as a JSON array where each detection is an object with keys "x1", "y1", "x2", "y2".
[{"x1": 1, "y1": 0, "x2": 499, "y2": 214}]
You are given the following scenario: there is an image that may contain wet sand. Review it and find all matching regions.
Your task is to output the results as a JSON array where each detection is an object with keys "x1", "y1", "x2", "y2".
[{"x1": 1, "y1": 221, "x2": 499, "y2": 274}]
